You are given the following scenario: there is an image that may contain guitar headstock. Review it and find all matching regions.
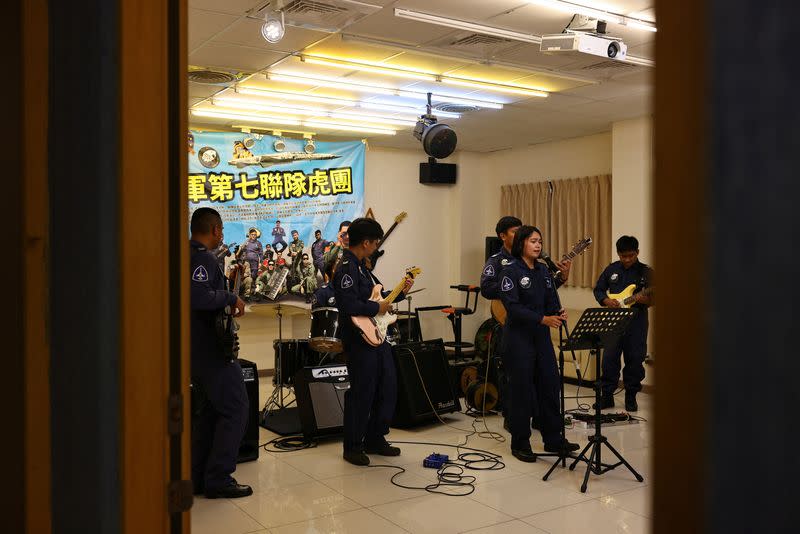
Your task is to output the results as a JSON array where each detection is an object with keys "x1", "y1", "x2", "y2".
[
  {"x1": 396, "y1": 211, "x2": 408, "y2": 224},
  {"x1": 571, "y1": 237, "x2": 593, "y2": 255},
  {"x1": 405, "y1": 266, "x2": 422, "y2": 279}
]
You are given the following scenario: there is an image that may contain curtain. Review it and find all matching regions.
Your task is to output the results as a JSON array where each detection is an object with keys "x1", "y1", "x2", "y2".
[{"x1": 500, "y1": 175, "x2": 611, "y2": 288}]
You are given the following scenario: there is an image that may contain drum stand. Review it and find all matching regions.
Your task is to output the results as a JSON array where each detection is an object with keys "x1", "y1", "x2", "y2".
[{"x1": 260, "y1": 303, "x2": 302, "y2": 435}]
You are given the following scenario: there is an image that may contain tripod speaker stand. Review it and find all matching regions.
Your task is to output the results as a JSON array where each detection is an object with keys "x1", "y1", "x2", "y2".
[{"x1": 557, "y1": 308, "x2": 644, "y2": 493}]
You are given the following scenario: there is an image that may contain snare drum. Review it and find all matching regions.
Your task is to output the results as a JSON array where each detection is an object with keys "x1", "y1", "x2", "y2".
[
  {"x1": 309, "y1": 307, "x2": 343, "y2": 354},
  {"x1": 273, "y1": 339, "x2": 314, "y2": 386}
]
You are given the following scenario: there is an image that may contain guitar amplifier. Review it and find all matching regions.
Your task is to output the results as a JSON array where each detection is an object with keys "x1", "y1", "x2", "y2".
[
  {"x1": 238, "y1": 359, "x2": 260, "y2": 463},
  {"x1": 391, "y1": 339, "x2": 461, "y2": 427},
  {"x1": 294, "y1": 365, "x2": 349, "y2": 440}
]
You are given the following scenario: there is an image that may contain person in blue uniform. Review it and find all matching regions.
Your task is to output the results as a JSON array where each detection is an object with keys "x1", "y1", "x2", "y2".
[
  {"x1": 189, "y1": 207, "x2": 252, "y2": 499},
  {"x1": 311, "y1": 229, "x2": 332, "y2": 280},
  {"x1": 500, "y1": 225, "x2": 580, "y2": 462},
  {"x1": 593, "y1": 235, "x2": 654, "y2": 412},
  {"x1": 333, "y1": 218, "x2": 413, "y2": 466},
  {"x1": 242, "y1": 227, "x2": 263, "y2": 292},
  {"x1": 311, "y1": 260, "x2": 337, "y2": 310}
]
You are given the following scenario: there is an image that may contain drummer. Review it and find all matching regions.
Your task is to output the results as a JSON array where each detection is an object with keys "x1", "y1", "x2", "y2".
[{"x1": 311, "y1": 260, "x2": 337, "y2": 310}]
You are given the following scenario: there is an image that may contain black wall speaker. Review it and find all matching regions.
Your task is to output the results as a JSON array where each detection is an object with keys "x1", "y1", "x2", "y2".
[
  {"x1": 419, "y1": 161, "x2": 457, "y2": 184},
  {"x1": 238, "y1": 359, "x2": 260, "y2": 463},
  {"x1": 485, "y1": 236, "x2": 502, "y2": 261},
  {"x1": 391, "y1": 339, "x2": 460, "y2": 427},
  {"x1": 294, "y1": 364, "x2": 349, "y2": 440}
]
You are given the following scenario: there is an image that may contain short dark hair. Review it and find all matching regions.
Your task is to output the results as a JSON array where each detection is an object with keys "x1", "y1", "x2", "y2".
[
  {"x1": 302, "y1": 253, "x2": 309, "y2": 259},
  {"x1": 510, "y1": 225, "x2": 543, "y2": 259},
  {"x1": 276, "y1": 219, "x2": 281, "y2": 224},
  {"x1": 496, "y1": 216, "x2": 523, "y2": 236},
  {"x1": 338, "y1": 220, "x2": 351, "y2": 231},
  {"x1": 292, "y1": 229, "x2": 299, "y2": 235},
  {"x1": 324, "y1": 259, "x2": 336, "y2": 279},
  {"x1": 347, "y1": 217, "x2": 383, "y2": 247},
  {"x1": 616, "y1": 235, "x2": 639, "y2": 253},
  {"x1": 315, "y1": 229, "x2": 321, "y2": 234},
  {"x1": 190, "y1": 207, "x2": 222, "y2": 234}
]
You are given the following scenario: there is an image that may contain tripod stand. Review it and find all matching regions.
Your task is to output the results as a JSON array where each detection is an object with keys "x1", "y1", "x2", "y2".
[
  {"x1": 561, "y1": 308, "x2": 644, "y2": 493},
  {"x1": 260, "y1": 303, "x2": 302, "y2": 435}
]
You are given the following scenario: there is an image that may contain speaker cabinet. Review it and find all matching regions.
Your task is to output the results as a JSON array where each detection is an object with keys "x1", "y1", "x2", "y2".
[
  {"x1": 238, "y1": 359, "x2": 260, "y2": 463},
  {"x1": 294, "y1": 365, "x2": 349, "y2": 440},
  {"x1": 419, "y1": 161, "x2": 457, "y2": 184},
  {"x1": 391, "y1": 339, "x2": 461, "y2": 427}
]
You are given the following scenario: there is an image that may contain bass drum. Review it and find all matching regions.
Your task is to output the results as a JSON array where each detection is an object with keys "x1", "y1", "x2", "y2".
[
  {"x1": 474, "y1": 318, "x2": 503, "y2": 361},
  {"x1": 273, "y1": 339, "x2": 316, "y2": 386},
  {"x1": 309, "y1": 307, "x2": 343, "y2": 354}
]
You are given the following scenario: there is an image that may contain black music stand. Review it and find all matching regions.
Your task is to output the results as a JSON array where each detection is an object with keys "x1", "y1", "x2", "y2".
[{"x1": 558, "y1": 308, "x2": 644, "y2": 493}]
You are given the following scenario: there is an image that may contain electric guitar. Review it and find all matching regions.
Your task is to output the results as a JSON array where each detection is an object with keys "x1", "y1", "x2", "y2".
[
  {"x1": 216, "y1": 261, "x2": 242, "y2": 360},
  {"x1": 490, "y1": 237, "x2": 593, "y2": 325},
  {"x1": 606, "y1": 285, "x2": 654, "y2": 308},
  {"x1": 366, "y1": 211, "x2": 407, "y2": 270},
  {"x1": 351, "y1": 267, "x2": 421, "y2": 346}
]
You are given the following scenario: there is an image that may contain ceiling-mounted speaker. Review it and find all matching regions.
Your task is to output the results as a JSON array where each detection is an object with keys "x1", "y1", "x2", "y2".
[{"x1": 419, "y1": 160, "x2": 456, "y2": 185}]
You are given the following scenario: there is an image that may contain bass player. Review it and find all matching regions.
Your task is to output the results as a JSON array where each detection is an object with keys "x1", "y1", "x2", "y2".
[{"x1": 333, "y1": 218, "x2": 413, "y2": 466}]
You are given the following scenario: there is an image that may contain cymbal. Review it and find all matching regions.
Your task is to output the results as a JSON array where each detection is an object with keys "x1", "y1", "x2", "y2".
[
  {"x1": 246, "y1": 302, "x2": 309, "y2": 317},
  {"x1": 406, "y1": 287, "x2": 426, "y2": 295}
]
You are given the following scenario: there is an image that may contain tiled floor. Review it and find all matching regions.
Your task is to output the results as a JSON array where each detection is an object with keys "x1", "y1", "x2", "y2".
[{"x1": 191, "y1": 381, "x2": 652, "y2": 534}]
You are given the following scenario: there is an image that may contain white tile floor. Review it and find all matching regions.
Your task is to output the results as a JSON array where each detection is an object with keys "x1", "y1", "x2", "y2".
[{"x1": 191, "y1": 381, "x2": 652, "y2": 534}]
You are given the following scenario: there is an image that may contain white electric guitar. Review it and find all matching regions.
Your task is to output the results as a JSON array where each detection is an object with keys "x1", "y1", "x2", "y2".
[{"x1": 351, "y1": 267, "x2": 421, "y2": 347}]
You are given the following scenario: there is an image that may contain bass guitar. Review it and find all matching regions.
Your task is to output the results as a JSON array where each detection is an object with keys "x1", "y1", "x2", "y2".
[
  {"x1": 606, "y1": 285, "x2": 654, "y2": 308},
  {"x1": 366, "y1": 211, "x2": 407, "y2": 270},
  {"x1": 351, "y1": 267, "x2": 421, "y2": 346},
  {"x1": 490, "y1": 237, "x2": 593, "y2": 325},
  {"x1": 216, "y1": 261, "x2": 243, "y2": 360}
]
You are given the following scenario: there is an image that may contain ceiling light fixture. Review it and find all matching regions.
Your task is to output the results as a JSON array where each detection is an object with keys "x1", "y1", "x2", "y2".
[
  {"x1": 414, "y1": 93, "x2": 457, "y2": 159},
  {"x1": 266, "y1": 72, "x2": 505, "y2": 109},
  {"x1": 191, "y1": 109, "x2": 300, "y2": 125},
  {"x1": 234, "y1": 87, "x2": 462, "y2": 118},
  {"x1": 393, "y1": 7, "x2": 655, "y2": 64},
  {"x1": 303, "y1": 121, "x2": 396, "y2": 135},
  {"x1": 301, "y1": 54, "x2": 548, "y2": 97},
  {"x1": 261, "y1": 11, "x2": 285, "y2": 44}
]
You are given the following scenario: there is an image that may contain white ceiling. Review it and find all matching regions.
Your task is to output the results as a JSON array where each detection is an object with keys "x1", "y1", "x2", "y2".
[{"x1": 188, "y1": 0, "x2": 654, "y2": 152}]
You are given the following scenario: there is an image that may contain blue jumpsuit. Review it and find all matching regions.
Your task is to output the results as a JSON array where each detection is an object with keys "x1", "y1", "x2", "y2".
[
  {"x1": 190, "y1": 240, "x2": 249, "y2": 491},
  {"x1": 333, "y1": 250, "x2": 404, "y2": 453},
  {"x1": 242, "y1": 238, "x2": 263, "y2": 283},
  {"x1": 271, "y1": 226, "x2": 288, "y2": 252},
  {"x1": 593, "y1": 260, "x2": 653, "y2": 397},
  {"x1": 499, "y1": 259, "x2": 563, "y2": 449},
  {"x1": 311, "y1": 283, "x2": 337, "y2": 310}
]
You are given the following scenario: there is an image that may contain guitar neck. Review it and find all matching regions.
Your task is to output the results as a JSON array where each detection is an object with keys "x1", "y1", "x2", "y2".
[
  {"x1": 377, "y1": 222, "x2": 399, "y2": 248},
  {"x1": 384, "y1": 277, "x2": 408, "y2": 304},
  {"x1": 624, "y1": 287, "x2": 652, "y2": 305}
]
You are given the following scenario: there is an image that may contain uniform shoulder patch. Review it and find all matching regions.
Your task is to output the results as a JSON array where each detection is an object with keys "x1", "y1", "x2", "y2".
[
  {"x1": 501, "y1": 276, "x2": 514, "y2": 292},
  {"x1": 192, "y1": 265, "x2": 209, "y2": 282},
  {"x1": 341, "y1": 274, "x2": 354, "y2": 289},
  {"x1": 483, "y1": 264, "x2": 495, "y2": 277}
]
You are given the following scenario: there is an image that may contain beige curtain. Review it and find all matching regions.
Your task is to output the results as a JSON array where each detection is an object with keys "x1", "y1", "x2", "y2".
[
  {"x1": 500, "y1": 181, "x2": 551, "y2": 246},
  {"x1": 500, "y1": 175, "x2": 611, "y2": 288}
]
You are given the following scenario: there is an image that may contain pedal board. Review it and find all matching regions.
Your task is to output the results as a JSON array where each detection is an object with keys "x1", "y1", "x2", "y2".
[{"x1": 568, "y1": 411, "x2": 640, "y2": 429}]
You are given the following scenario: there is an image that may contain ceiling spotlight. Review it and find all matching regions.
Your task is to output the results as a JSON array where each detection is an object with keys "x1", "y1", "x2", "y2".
[
  {"x1": 304, "y1": 139, "x2": 316, "y2": 154},
  {"x1": 413, "y1": 93, "x2": 457, "y2": 160},
  {"x1": 273, "y1": 138, "x2": 286, "y2": 152},
  {"x1": 261, "y1": 11, "x2": 285, "y2": 44}
]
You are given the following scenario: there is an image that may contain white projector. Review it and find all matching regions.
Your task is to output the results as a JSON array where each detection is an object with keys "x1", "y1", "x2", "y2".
[{"x1": 540, "y1": 32, "x2": 627, "y2": 60}]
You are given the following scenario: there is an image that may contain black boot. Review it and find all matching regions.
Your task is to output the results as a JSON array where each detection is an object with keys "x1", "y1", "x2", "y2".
[
  {"x1": 205, "y1": 479, "x2": 253, "y2": 499},
  {"x1": 625, "y1": 392, "x2": 638, "y2": 412},
  {"x1": 593, "y1": 395, "x2": 615, "y2": 410},
  {"x1": 343, "y1": 450, "x2": 370, "y2": 466}
]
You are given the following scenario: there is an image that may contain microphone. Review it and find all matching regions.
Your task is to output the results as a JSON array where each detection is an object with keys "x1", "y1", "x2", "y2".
[{"x1": 540, "y1": 251, "x2": 562, "y2": 280}]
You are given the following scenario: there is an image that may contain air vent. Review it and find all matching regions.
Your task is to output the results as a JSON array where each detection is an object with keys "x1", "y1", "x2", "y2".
[
  {"x1": 434, "y1": 103, "x2": 479, "y2": 114},
  {"x1": 580, "y1": 61, "x2": 638, "y2": 71},
  {"x1": 283, "y1": 0, "x2": 345, "y2": 16},
  {"x1": 450, "y1": 34, "x2": 513, "y2": 47},
  {"x1": 188, "y1": 69, "x2": 240, "y2": 85}
]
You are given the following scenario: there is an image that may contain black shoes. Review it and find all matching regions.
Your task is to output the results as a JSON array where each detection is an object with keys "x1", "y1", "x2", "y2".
[
  {"x1": 543, "y1": 439, "x2": 581, "y2": 454},
  {"x1": 511, "y1": 447, "x2": 538, "y2": 463},
  {"x1": 593, "y1": 396, "x2": 615, "y2": 410},
  {"x1": 343, "y1": 450, "x2": 371, "y2": 466},
  {"x1": 364, "y1": 442, "x2": 401, "y2": 456},
  {"x1": 204, "y1": 480, "x2": 253, "y2": 499},
  {"x1": 625, "y1": 394, "x2": 638, "y2": 412}
]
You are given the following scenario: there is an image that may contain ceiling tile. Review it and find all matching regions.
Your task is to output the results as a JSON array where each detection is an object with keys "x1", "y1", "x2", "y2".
[
  {"x1": 189, "y1": 0, "x2": 263, "y2": 16},
  {"x1": 190, "y1": 43, "x2": 288, "y2": 72},
  {"x1": 212, "y1": 17, "x2": 330, "y2": 52},
  {"x1": 189, "y1": 9, "x2": 240, "y2": 52}
]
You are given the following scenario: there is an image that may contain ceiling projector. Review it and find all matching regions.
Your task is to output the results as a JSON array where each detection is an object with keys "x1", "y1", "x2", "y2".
[{"x1": 540, "y1": 32, "x2": 627, "y2": 60}]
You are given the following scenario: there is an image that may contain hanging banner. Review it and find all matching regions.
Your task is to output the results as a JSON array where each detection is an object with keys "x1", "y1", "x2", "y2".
[{"x1": 188, "y1": 130, "x2": 364, "y2": 302}]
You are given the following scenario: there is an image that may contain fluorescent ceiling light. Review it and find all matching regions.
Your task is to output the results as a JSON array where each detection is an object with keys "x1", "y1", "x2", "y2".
[
  {"x1": 303, "y1": 121, "x2": 396, "y2": 135},
  {"x1": 301, "y1": 54, "x2": 548, "y2": 98},
  {"x1": 528, "y1": 0, "x2": 624, "y2": 24},
  {"x1": 235, "y1": 86, "x2": 462, "y2": 118},
  {"x1": 302, "y1": 56, "x2": 437, "y2": 82},
  {"x1": 624, "y1": 19, "x2": 657, "y2": 32},
  {"x1": 394, "y1": 8, "x2": 541, "y2": 44},
  {"x1": 267, "y1": 72, "x2": 505, "y2": 109},
  {"x1": 211, "y1": 98, "x2": 418, "y2": 127},
  {"x1": 191, "y1": 109, "x2": 300, "y2": 126}
]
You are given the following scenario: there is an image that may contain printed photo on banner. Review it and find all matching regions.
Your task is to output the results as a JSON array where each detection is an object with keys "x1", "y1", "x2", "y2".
[{"x1": 188, "y1": 131, "x2": 365, "y2": 306}]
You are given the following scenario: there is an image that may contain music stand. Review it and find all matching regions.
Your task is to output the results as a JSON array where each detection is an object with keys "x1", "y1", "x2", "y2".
[{"x1": 558, "y1": 308, "x2": 644, "y2": 493}]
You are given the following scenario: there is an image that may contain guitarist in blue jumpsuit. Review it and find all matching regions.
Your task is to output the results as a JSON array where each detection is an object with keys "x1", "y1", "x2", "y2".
[
  {"x1": 500, "y1": 226, "x2": 580, "y2": 462},
  {"x1": 593, "y1": 235, "x2": 654, "y2": 412},
  {"x1": 189, "y1": 207, "x2": 252, "y2": 498},
  {"x1": 333, "y1": 218, "x2": 413, "y2": 466}
]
